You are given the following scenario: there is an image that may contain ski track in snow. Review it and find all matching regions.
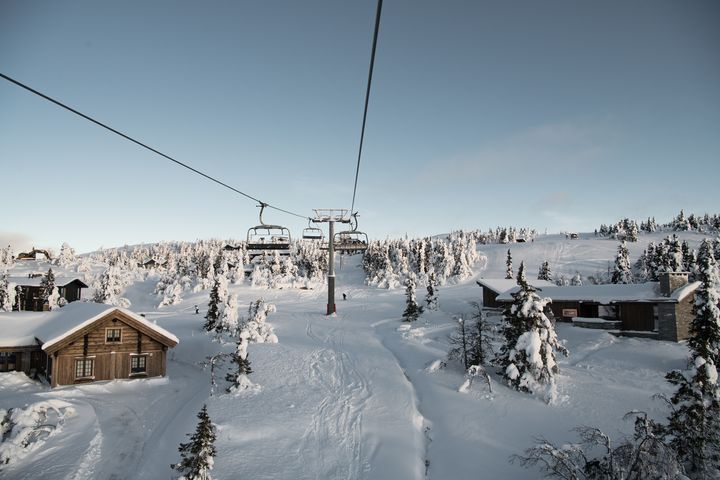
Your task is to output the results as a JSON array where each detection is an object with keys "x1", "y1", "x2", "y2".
[{"x1": 299, "y1": 315, "x2": 372, "y2": 479}]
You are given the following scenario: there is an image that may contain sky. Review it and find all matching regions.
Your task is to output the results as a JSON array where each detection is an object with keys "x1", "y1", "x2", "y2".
[{"x1": 1, "y1": 0, "x2": 719, "y2": 254}]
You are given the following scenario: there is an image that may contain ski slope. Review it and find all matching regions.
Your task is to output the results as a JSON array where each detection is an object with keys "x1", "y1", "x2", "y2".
[{"x1": 0, "y1": 232, "x2": 700, "y2": 479}]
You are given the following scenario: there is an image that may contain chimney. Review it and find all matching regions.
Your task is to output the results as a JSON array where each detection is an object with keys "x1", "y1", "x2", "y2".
[{"x1": 659, "y1": 272, "x2": 689, "y2": 296}]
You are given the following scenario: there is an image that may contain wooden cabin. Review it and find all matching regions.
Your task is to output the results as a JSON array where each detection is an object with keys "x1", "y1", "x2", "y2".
[
  {"x1": 493, "y1": 272, "x2": 699, "y2": 342},
  {"x1": 10, "y1": 275, "x2": 88, "y2": 311},
  {"x1": 0, "y1": 302, "x2": 178, "y2": 387}
]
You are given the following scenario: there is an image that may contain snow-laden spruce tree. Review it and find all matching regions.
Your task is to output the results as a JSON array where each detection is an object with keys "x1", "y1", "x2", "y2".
[
  {"x1": 664, "y1": 239, "x2": 720, "y2": 478},
  {"x1": 225, "y1": 329, "x2": 255, "y2": 393},
  {"x1": 682, "y1": 240, "x2": 696, "y2": 277},
  {"x1": 40, "y1": 268, "x2": 56, "y2": 308},
  {"x1": 537, "y1": 261, "x2": 552, "y2": 282},
  {"x1": 93, "y1": 266, "x2": 130, "y2": 307},
  {"x1": 611, "y1": 241, "x2": 633, "y2": 284},
  {"x1": 505, "y1": 249, "x2": 513, "y2": 279},
  {"x1": 401, "y1": 276, "x2": 423, "y2": 322},
  {"x1": 571, "y1": 272, "x2": 583, "y2": 286},
  {"x1": 56, "y1": 242, "x2": 76, "y2": 267},
  {"x1": 0, "y1": 245, "x2": 13, "y2": 268},
  {"x1": 497, "y1": 262, "x2": 568, "y2": 401},
  {"x1": 171, "y1": 405, "x2": 217, "y2": 480},
  {"x1": 204, "y1": 275, "x2": 228, "y2": 332},
  {"x1": 243, "y1": 299, "x2": 278, "y2": 343},
  {"x1": 425, "y1": 271, "x2": 439, "y2": 311},
  {"x1": 217, "y1": 293, "x2": 239, "y2": 336},
  {"x1": 0, "y1": 272, "x2": 15, "y2": 312}
]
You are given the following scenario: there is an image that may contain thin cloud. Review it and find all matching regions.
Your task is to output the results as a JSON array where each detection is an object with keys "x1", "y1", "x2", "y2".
[{"x1": 416, "y1": 121, "x2": 611, "y2": 186}]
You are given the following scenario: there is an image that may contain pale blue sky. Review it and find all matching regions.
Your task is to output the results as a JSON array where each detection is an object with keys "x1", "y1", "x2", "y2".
[{"x1": 1, "y1": 0, "x2": 719, "y2": 253}]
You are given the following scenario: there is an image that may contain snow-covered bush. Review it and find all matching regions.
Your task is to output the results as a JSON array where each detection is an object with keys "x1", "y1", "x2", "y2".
[
  {"x1": 242, "y1": 299, "x2": 278, "y2": 343},
  {"x1": 0, "y1": 400, "x2": 76, "y2": 467},
  {"x1": 512, "y1": 413, "x2": 686, "y2": 480}
]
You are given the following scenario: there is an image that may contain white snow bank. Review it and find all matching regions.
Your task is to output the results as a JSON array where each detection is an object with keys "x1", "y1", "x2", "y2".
[{"x1": 0, "y1": 399, "x2": 76, "y2": 466}]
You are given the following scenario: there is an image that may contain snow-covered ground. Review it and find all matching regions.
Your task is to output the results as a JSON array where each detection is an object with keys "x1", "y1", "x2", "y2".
[{"x1": 0, "y1": 232, "x2": 700, "y2": 479}]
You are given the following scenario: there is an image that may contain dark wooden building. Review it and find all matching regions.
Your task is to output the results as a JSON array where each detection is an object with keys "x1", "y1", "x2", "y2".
[
  {"x1": 0, "y1": 302, "x2": 178, "y2": 386},
  {"x1": 10, "y1": 275, "x2": 88, "y2": 312},
  {"x1": 493, "y1": 272, "x2": 699, "y2": 341}
]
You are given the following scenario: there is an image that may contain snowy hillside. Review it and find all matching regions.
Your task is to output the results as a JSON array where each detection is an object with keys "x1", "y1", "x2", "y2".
[{"x1": 0, "y1": 231, "x2": 713, "y2": 479}]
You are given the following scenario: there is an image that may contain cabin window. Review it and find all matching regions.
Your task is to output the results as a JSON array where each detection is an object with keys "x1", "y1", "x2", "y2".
[
  {"x1": 130, "y1": 355, "x2": 147, "y2": 374},
  {"x1": 106, "y1": 328, "x2": 122, "y2": 343},
  {"x1": 0, "y1": 352, "x2": 18, "y2": 372},
  {"x1": 75, "y1": 358, "x2": 94, "y2": 379}
]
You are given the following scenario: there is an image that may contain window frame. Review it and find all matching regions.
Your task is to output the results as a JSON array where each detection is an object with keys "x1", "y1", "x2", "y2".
[
  {"x1": 105, "y1": 327, "x2": 123, "y2": 343},
  {"x1": 74, "y1": 357, "x2": 95, "y2": 380},
  {"x1": 130, "y1": 354, "x2": 148, "y2": 376}
]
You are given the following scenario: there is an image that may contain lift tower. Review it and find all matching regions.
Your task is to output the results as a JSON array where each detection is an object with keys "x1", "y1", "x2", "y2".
[{"x1": 312, "y1": 209, "x2": 351, "y2": 315}]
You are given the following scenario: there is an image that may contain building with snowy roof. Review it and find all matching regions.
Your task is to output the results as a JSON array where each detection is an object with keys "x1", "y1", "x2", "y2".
[
  {"x1": 0, "y1": 302, "x2": 178, "y2": 387},
  {"x1": 491, "y1": 272, "x2": 698, "y2": 342},
  {"x1": 9, "y1": 274, "x2": 88, "y2": 311},
  {"x1": 475, "y1": 278, "x2": 556, "y2": 308}
]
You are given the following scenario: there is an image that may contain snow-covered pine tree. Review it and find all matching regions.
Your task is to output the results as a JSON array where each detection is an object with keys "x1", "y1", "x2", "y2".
[
  {"x1": 204, "y1": 276, "x2": 227, "y2": 332},
  {"x1": 448, "y1": 315, "x2": 470, "y2": 369},
  {"x1": 505, "y1": 249, "x2": 513, "y2": 279},
  {"x1": 611, "y1": 241, "x2": 633, "y2": 284},
  {"x1": 682, "y1": 240, "x2": 696, "y2": 277},
  {"x1": 537, "y1": 261, "x2": 552, "y2": 282},
  {"x1": 425, "y1": 271, "x2": 439, "y2": 311},
  {"x1": 451, "y1": 239, "x2": 472, "y2": 279},
  {"x1": 497, "y1": 262, "x2": 568, "y2": 400},
  {"x1": 664, "y1": 239, "x2": 720, "y2": 477},
  {"x1": 39, "y1": 268, "x2": 56, "y2": 308},
  {"x1": 171, "y1": 404, "x2": 217, "y2": 480},
  {"x1": 0, "y1": 272, "x2": 14, "y2": 312},
  {"x1": 664, "y1": 234, "x2": 684, "y2": 273},
  {"x1": 215, "y1": 292, "x2": 239, "y2": 337},
  {"x1": 401, "y1": 276, "x2": 423, "y2": 322},
  {"x1": 570, "y1": 272, "x2": 583, "y2": 286},
  {"x1": 225, "y1": 330, "x2": 253, "y2": 393},
  {"x1": 56, "y1": 242, "x2": 76, "y2": 267},
  {"x1": 243, "y1": 299, "x2": 278, "y2": 343}
]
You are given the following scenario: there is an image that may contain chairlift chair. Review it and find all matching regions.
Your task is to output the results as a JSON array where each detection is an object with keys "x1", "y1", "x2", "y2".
[
  {"x1": 302, "y1": 220, "x2": 324, "y2": 242},
  {"x1": 333, "y1": 213, "x2": 368, "y2": 254},
  {"x1": 246, "y1": 203, "x2": 292, "y2": 259}
]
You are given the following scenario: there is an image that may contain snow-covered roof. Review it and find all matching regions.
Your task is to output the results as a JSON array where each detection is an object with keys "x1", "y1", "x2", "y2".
[
  {"x1": 496, "y1": 282, "x2": 700, "y2": 304},
  {"x1": 0, "y1": 302, "x2": 178, "y2": 350},
  {"x1": 476, "y1": 278, "x2": 555, "y2": 294},
  {"x1": 8, "y1": 276, "x2": 88, "y2": 288}
]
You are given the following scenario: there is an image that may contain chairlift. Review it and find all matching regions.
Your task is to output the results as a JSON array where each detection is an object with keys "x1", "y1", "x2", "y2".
[
  {"x1": 333, "y1": 213, "x2": 368, "y2": 254},
  {"x1": 302, "y1": 220, "x2": 324, "y2": 242},
  {"x1": 246, "y1": 203, "x2": 292, "y2": 259}
]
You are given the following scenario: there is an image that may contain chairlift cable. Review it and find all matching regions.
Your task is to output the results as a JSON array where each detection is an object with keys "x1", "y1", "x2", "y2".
[
  {"x1": 350, "y1": 0, "x2": 383, "y2": 215},
  {"x1": 0, "y1": 72, "x2": 311, "y2": 221}
]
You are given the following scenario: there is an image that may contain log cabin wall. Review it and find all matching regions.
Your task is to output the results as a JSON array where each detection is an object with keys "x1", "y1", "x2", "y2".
[{"x1": 50, "y1": 313, "x2": 168, "y2": 387}]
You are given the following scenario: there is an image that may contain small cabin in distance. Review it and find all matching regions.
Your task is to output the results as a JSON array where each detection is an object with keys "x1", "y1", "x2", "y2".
[{"x1": 9, "y1": 275, "x2": 88, "y2": 311}]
